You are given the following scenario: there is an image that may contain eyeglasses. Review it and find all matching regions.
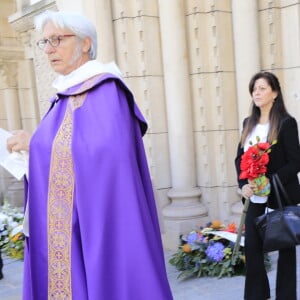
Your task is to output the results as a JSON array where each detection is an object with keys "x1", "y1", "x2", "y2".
[{"x1": 36, "y1": 35, "x2": 75, "y2": 50}]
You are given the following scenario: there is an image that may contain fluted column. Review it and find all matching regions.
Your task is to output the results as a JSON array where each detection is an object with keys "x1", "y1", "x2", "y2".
[
  {"x1": 0, "y1": 62, "x2": 21, "y2": 130},
  {"x1": 158, "y1": 0, "x2": 207, "y2": 249},
  {"x1": 232, "y1": 0, "x2": 260, "y2": 127},
  {"x1": 0, "y1": 65, "x2": 22, "y2": 207},
  {"x1": 231, "y1": 0, "x2": 260, "y2": 217},
  {"x1": 83, "y1": 0, "x2": 116, "y2": 63},
  {"x1": 4, "y1": 88, "x2": 21, "y2": 130}
]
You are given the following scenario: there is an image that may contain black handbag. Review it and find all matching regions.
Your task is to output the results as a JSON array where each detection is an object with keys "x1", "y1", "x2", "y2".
[{"x1": 255, "y1": 174, "x2": 300, "y2": 252}]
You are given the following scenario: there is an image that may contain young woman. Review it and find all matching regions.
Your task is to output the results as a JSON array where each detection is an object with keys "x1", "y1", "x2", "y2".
[{"x1": 235, "y1": 71, "x2": 300, "y2": 300}]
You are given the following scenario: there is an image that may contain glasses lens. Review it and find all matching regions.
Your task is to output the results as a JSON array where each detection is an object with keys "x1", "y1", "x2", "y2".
[
  {"x1": 49, "y1": 36, "x2": 60, "y2": 47},
  {"x1": 36, "y1": 36, "x2": 61, "y2": 49},
  {"x1": 37, "y1": 40, "x2": 46, "y2": 49}
]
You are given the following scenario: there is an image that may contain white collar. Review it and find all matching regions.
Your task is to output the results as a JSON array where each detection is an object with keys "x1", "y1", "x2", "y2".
[{"x1": 52, "y1": 60, "x2": 123, "y2": 92}]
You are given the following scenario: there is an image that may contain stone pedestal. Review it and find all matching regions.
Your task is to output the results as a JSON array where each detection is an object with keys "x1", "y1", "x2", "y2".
[
  {"x1": 162, "y1": 188, "x2": 208, "y2": 248},
  {"x1": 4, "y1": 177, "x2": 24, "y2": 207}
]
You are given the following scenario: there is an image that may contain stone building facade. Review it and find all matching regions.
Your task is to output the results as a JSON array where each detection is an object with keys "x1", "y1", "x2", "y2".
[{"x1": 1, "y1": 0, "x2": 300, "y2": 249}]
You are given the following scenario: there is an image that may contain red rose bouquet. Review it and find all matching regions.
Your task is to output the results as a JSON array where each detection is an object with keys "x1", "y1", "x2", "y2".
[{"x1": 239, "y1": 137, "x2": 276, "y2": 196}]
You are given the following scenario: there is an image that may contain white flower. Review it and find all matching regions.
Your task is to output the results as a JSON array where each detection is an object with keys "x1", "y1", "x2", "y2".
[
  {"x1": 0, "y1": 212, "x2": 9, "y2": 223},
  {"x1": 10, "y1": 225, "x2": 23, "y2": 237}
]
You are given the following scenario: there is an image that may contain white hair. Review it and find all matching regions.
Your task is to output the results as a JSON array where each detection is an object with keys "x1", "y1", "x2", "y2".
[{"x1": 34, "y1": 10, "x2": 97, "y2": 59}]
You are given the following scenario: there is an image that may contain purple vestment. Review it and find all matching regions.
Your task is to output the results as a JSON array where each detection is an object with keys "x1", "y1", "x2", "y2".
[{"x1": 23, "y1": 74, "x2": 173, "y2": 300}]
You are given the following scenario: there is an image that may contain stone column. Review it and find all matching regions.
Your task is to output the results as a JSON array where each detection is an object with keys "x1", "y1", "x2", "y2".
[
  {"x1": 83, "y1": 0, "x2": 116, "y2": 63},
  {"x1": 0, "y1": 65, "x2": 23, "y2": 207},
  {"x1": 231, "y1": 0, "x2": 260, "y2": 217},
  {"x1": 18, "y1": 31, "x2": 40, "y2": 131},
  {"x1": 158, "y1": 0, "x2": 207, "y2": 249},
  {"x1": 4, "y1": 88, "x2": 21, "y2": 130},
  {"x1": 232, "y1": 0, "x2": 260, "y2": 126},
  {"x1": 0, "y1": 63, "x2": 21, "y2": 130}
]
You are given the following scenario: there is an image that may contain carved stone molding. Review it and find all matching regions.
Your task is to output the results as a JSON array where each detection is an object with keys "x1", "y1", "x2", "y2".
[
  {"x1": 0, "y1": 46, "x2": 24, "y2": 61},
  {"x1": 9, "y1": 0, "x2": 57, "y2": 33},
  {"x1": 0, "y1": 62, "x2": 18, "y2": 88}
]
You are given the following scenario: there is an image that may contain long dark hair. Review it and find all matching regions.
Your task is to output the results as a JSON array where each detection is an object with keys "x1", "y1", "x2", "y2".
[{"x1": 240, "y1": 71, "x2": 288, "y2": 146}]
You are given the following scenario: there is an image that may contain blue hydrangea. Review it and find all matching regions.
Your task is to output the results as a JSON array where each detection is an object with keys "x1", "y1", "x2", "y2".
[
  {"x1": 205, "y1": 242, "x2": 225, "y2": 262},
  {"x1": 187, "y1": 231, "x2": 198, "y2": 244}
]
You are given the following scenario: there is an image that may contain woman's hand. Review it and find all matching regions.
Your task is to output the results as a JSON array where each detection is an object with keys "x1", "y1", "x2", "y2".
[
  {"x1": 241, "y1": 181, "x2": 256, "y2": 199},
  {"x1": 7, "y1": 130, "x2": 31, "y2": 153}
]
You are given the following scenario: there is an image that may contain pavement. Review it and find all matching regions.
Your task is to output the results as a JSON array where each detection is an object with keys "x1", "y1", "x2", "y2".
[{"x1": 0, "y1": 248, "x2": 300, "y2": 300}]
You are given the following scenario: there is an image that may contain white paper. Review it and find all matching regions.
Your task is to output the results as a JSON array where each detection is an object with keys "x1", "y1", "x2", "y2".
[
  {"x1": 23, "y1": 200, "x2": 29, "y2": 237},
  {"x1": 207, "y1": 230, "x2": 245, "y2": 247},
  {"x1": 0, "y1": 128, "x2": 28, "y2": 180}
]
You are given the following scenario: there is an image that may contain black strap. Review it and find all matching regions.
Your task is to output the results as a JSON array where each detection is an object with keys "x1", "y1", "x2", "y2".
[{"x1": 272, "y1": 174, "x2": 293, "y2": 209}]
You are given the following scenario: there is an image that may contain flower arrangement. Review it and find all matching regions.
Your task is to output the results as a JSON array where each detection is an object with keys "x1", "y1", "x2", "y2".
[
  {"x1": 169, "y1": 220, "x2": 271, "y2": 279},
  {"x1": 239, "y1": 137, "x2": 276, "y2": 196},
  {"x1": 0, "y1": 202, "x2": 24, "y2": 260}
]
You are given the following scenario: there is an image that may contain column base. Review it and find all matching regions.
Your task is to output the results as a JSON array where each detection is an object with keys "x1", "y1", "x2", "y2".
[
  {"x1": 5, "y1": 177, "x2": 24, "y2": 207},
  {"x1": 230, "y1": 189, "x2": 243, "y2": 224},
  {"x1": 161, "y1": 187, "x2": 208, "y2": 249},
  {"x1": 231, "y1": 199, "x2": 243, "y2": 225}
]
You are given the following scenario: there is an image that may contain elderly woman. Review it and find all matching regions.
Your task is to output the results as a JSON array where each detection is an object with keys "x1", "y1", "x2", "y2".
[{"x1": 7, "y1": 10, "x2": 173, "y2": 300}]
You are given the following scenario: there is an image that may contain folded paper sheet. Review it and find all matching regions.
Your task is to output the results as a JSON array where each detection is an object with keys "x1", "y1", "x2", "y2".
[{"x1": 0, "y1": 128, "x2": 28, "y2": 180}]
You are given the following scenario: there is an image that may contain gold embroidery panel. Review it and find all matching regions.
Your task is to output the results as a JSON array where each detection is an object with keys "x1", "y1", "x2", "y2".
[{"x1": 48, "y1": 94, "x2": 86, "y2": 300}]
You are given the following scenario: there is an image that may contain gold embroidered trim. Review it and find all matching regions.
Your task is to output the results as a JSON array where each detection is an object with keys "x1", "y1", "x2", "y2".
[
  {"x1": 48, "y1": 93, "x2": 86, "y2": 299},
  {"x1": 70, "y1": 73, "x2": 105, "y2": 95}
]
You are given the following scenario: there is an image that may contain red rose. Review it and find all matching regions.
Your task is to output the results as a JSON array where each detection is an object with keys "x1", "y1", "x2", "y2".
[
  {"x1": 256, "y1": 142, "x2": 271, "y2": 151},
  {"x1": 239, "y1": 142, "x2": 271, "y2": 181}
]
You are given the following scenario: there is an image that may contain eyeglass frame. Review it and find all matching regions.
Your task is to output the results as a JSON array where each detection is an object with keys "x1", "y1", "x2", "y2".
[{"x1": 36, "y1": 34, "x2": 76, "y2": 50}]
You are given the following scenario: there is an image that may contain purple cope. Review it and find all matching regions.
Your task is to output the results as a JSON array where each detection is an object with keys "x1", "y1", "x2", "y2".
[{"x1": 22, "y1": 74, "x2": 173, "y2": 300}]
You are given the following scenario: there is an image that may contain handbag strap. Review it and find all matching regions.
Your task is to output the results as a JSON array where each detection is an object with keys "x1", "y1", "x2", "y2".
[{"x1": 272, "y1": 174, "x2": 293, "y2": 208}]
